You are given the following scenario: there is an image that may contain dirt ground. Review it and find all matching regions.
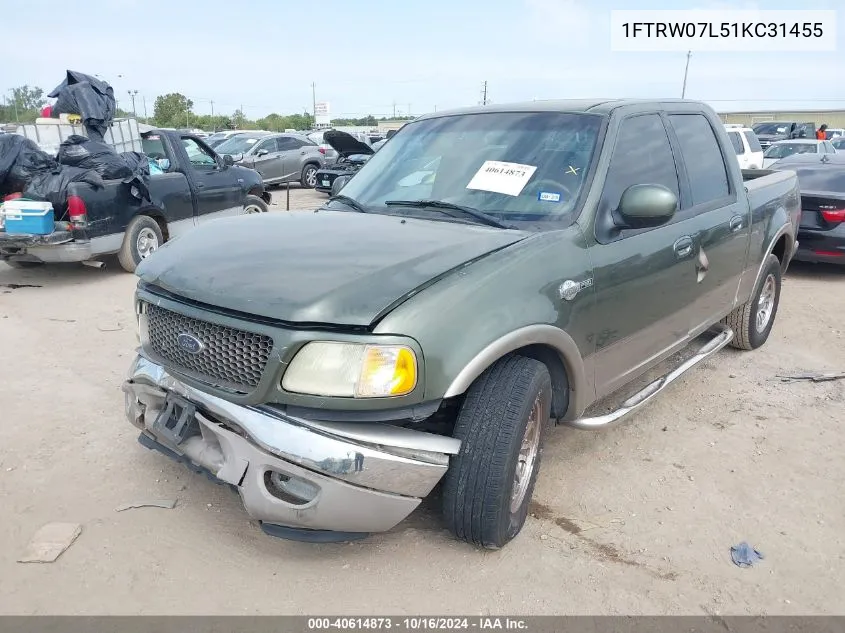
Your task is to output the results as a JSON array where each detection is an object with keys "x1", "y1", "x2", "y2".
[{"x1": 1, "y1": 187, "x2": 843, "y2": 615}]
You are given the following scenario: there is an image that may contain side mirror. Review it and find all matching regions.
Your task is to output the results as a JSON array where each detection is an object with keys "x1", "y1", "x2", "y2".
[
  {"x1": 223, "y1": 154, "x2": 234, "y2": 167},
  {"x1": 616, "y1": 184, "x2": 678, "y2": 229},
  {"x1": 331, "y1": 175, "x2": 351, "y2": 196},
  {"x1": 256, "y1": 149, "x2": 269, "y2": 157}
]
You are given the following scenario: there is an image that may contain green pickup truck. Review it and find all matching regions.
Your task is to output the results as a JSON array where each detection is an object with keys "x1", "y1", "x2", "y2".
[{"x1": 123, "y1": 99, "x2": 800, "y2": 549}]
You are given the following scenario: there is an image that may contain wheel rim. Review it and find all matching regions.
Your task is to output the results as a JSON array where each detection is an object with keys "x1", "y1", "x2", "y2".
[
  {"x1": 136, "y1": 227, "x2": 159, "y2": 259},
  {"x1": 305, "y1": 167, "x2": 317, "y2": 187},
  {"x1": 510, "y1": 394, "x2": 543, "y2": 514},
  {"x1": 755, "y1": 273, "x2": 776, "y2": 333},
  {"x1": 244, "y1": 204, "x2": 263, "y2": 214}
]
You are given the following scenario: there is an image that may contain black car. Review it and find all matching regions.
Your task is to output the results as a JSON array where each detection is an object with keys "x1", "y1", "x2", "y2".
[
  {"x1": 770, "y1": 152, "x2": 845, "y2": 265},
  {"x1": 314, "y1": 131, "x2": 375, "y2": 195}
]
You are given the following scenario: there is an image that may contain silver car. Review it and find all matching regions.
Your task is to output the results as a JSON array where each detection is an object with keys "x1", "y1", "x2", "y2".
[{"x1": 215, "y1": 132, "x2": 325, "y2": 188}]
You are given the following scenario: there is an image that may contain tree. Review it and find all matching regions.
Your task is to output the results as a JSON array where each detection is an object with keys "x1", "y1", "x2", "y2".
[
  {"x1": 11, "y1": 85, "x2": 46, "y2": 111},
  {"x1": 153, "y1": 93, "x2": 194, "y2": 128}
]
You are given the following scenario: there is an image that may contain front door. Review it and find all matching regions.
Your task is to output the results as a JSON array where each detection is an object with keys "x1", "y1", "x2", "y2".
[
  {"x1": 588, "y1": 113, "x2": 699, "y2": 399},
  {"x1": 664, "y1": 113, "x2": 751, "y2": 332},
  {"x1": 180, "y1": 137, "x2": 243, "y2": 222},
  {"x1": 250, "y1": 137, "x2": 285, "y2": 184}
]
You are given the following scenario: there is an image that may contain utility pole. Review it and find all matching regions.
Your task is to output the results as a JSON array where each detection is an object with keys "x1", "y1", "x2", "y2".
[
  {"x1": 392, "y1": 101, "x2": 396, "y2": 118},
  {"x1": 311, "y1": 82, "x2": 316, "y2": 120},
  {"x1": 128, "y1": 89, "x2": 138, "y2": 117},
  {"x1": 210, "y1": 100, "x2": 215, "y2": 131},
  {"x1": 681, "y1": 51, "x2": 692, "y2": 98},
  {"x1": 482, "y1": 81, "x2": 488, "y2": 106},
  {"x1": 142, "y1": 96, "x2": 148, "y2": 121}
]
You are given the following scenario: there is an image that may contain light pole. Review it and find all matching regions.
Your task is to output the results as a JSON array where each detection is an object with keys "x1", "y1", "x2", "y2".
[
  {"x1": 681, "y1": 51, "x2": 692, "y2": 98},
  {"x1": 127, "y1": 89, "x2": 138, "y2": 117}
]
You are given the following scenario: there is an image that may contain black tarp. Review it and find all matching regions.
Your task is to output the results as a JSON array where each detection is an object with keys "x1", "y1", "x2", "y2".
[
  {"x1": 48, "y1": 70, "x2": 116, "y2": 142},
  {"x1": 0, "y1": 135, "x2": 58, "y2": 197},
  {"x1": 23, "y1": 167, "x2": 105, "y2": 211},
  {"x1": 58, "y1": 135, "x2": 133, "y2": 180}
]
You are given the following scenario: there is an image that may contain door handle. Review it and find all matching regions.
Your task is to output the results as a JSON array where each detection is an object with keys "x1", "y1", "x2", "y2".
[
  {"x1": 673, "y1": 236, "x2": 694, "y2": 258},
  {"x1": 196, "y1": 182, "x2": 205, "y2": 189},
  {"x1": 729, "y1": 215, "x2": 744, "y2": 232}
]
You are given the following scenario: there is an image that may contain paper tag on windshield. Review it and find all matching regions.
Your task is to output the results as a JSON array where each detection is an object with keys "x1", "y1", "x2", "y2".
[
  {"x1": 246, "y1": 138, "x2": 257, "y2": 145},
  {"x1": 466, "y1": 161, "x2": 537, "y2": 196}
]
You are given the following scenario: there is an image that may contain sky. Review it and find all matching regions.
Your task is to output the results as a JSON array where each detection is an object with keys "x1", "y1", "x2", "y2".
[{"x1": 2, "y1": 0, "x2": 843, "y2": 120}]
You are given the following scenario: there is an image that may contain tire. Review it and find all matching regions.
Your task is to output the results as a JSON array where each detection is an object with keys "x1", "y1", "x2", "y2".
[
  {"x1": 243, "y1": 194, "x2": 269, "y2": 214},
  {"x1": 442, "y1": 355, "x2": 553, "y2": 549},
  {"x1": 4, "y1": 260, "x2": 43, "y2": 269},
  {"x1": 300, "y1": 163, "x2": 319, "y2": 188},
  {"x1": 118, "y1": 215, "x2": 164, "y2": 273},
  {"x1": 721, "y1": 253, "x2": 782, "y2": 350}
]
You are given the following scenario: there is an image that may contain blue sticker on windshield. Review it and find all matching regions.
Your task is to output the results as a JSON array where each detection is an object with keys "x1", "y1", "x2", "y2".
[{"x1": 538, "y1": 191, "x2": 562, "y2": 202}]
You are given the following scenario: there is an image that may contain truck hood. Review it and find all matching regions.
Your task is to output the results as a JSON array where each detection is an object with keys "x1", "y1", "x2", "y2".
[{"x1": 135, "y1": 210, "x2": 529, "y2": 327}]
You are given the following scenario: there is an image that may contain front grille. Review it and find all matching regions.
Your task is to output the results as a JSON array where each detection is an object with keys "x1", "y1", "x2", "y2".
[{"x1": 145, "y1": 303, "x2": 273, "y2": 391}]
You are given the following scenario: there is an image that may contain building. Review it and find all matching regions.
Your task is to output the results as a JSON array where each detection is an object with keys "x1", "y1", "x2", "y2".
[
  {"x1": 718, "y1": 108, "x2": 845, "y2": 129},
  {"x1": 376, "y1": 119, "x2": 410, "y2": 133}
]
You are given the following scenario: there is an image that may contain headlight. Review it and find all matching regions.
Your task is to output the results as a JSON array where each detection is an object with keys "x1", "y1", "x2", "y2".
[{"x1": 282, "y1": 342, "x2": 417, "y2": 398}]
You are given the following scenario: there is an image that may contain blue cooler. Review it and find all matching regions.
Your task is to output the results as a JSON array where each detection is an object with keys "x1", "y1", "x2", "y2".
[{"x1": 2, "y1": 200, "x2": 55, "y2": 235}]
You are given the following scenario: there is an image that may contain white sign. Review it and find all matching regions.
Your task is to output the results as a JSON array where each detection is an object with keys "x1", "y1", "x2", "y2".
[
  {"x1": 466, "y1": 161, "x2": 537, "y2": 197},
  {"x1": 315, "y1": 101, "x2": 331, "y2": 125}
]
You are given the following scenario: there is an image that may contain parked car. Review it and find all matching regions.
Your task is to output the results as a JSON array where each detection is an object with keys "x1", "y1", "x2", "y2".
[
  {"x1": 752, "y1": 121, "x2": 816, "y2": 149},
  {"x1": 122, "y1": 98, "x2": 799, "y2": 549},
  {"x1": 832, "y1": 137, "x2": 845, "y2": 151},
  {"x1": 314, "y1": 130, "x2": 375, "y2": 194},
  {"x1": 724, "y1": 125, "x2": 764, "y2": 169},
  {"x1": 0, "y1": 129, "x2": 270, "y2": 272},
  {"x1": 215, "y1": 132, "x2": 325, "y2": 188},
  {"x1": 206, "y1": 131, "x2": 246, "y2": 148},
  {"x1": 769, "y1": 152, "x2": 845, "y2": 265},
  {"x1": 824, "y1": 128, "x2": 844, "y2": 140},
  {"x1": 762, "y1": 139, "x2": 836, "y2": 168}
]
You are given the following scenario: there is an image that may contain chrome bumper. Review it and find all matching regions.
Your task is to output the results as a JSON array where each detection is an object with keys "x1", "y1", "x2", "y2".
[{"x1": 122, "y1": 356, "x2": 460, "y2": 537}]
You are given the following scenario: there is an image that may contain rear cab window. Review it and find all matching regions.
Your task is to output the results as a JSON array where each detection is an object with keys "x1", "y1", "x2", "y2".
[{"x1": 668, "y1": 114, "x2": 731, "y2": 208}]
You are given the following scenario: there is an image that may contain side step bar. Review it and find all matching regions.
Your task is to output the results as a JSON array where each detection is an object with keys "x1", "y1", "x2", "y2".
[{"x1": 570, "y1": 325, "x2": 735, "y2": 430}]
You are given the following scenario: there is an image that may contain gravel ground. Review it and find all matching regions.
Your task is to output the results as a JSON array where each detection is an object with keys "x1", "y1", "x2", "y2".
[{"x1": 0, "y1": 188, "x2": 843, "y2": 615}]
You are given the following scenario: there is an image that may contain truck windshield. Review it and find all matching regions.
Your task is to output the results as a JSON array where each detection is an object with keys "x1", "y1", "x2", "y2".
[
  {"x1": 333, "y1": 111, "x2": 602, "y2": 226},
  {"x1": 753, "y1": 123, "x2": 791, "y2": 135}
]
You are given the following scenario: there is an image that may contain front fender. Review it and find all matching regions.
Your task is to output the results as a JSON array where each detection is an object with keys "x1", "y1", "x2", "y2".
[{"x1": 373, "y1": 227, "x2": 596, "y2": 420}]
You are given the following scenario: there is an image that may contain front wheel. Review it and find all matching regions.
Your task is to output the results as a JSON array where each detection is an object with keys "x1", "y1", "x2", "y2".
[
  {"x1": 301, "y1": 164, "x2": 318, "y2": 188},
  {"x1": 243, "y1": 194, "x2": 269, "y2": 214},
  {"x1": 442, "y1": 355, "x2": 553, "y2": 549},
  {"x1": 721, "y1": 253, "x2": 782, "y2": 350}
]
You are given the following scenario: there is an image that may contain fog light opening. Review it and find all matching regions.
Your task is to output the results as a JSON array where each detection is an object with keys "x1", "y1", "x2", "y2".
[{"x1": 264, "y1": 470, "x2": 319, "y2": 506}]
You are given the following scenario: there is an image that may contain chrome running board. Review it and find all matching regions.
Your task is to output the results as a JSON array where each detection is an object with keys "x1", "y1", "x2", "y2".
[{"x1": 570, "y1": 325, "x2": 735, "y2": 430}]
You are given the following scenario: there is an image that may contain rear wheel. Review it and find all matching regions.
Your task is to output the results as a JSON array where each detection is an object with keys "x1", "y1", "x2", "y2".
[
  {"x1": 118, "y1": 215, "x2": 164, "y2": 273},
  {"x1": 301, "y1": 164, "x2": 319, "y2": 188},
  {"x1": 442, "y1": 355, "x2": 553, "y2": 549},
  {"x1": 721, "y1": 253, "x2": 782, "y2": 350}
]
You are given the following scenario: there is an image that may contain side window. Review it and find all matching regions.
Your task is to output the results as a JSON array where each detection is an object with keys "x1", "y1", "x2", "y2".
[
  {"x1": 602, "y1": 114, "x2": 680, "y2": 214},
  {"x1": 743, "y1": 131, "x2": 763, "y2": 153},
  {"x1": 276, "y1": 136, "x2": 299, "y2": 151},
  {"x1": 668, "y1": 114, "x2": 730, "y2": 207},
  {"x1": 181, "y1": 137, "x2": 217, "y2": 167},
  {"x1": 727, "y1": 132, "x2": 744, "y2": 155},
  {"x1": 253, "y1": 138, "x2": 275, "y2": 154}
]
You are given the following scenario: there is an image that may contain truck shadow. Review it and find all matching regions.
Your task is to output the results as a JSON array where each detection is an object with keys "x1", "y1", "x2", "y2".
[
  {"x1": 785, "y1": 260, "x2": 845, "y2": 281},
  {"x1": 0, "y1": 257, "x2": 129, "y2": 288}
]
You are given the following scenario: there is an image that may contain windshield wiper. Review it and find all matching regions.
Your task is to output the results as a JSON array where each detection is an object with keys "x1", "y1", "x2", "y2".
[
  {"x1": 383, "y1": 199, "x2": 513, "y2": 229},
  {"x1": 328, "y1": 194, "x2": 369, "y2": 213}
]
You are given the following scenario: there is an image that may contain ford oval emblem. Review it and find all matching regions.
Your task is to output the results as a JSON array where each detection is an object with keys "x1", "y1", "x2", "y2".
[{"x1": 177, "y1": 332, "x2": 204, "y2": 355}]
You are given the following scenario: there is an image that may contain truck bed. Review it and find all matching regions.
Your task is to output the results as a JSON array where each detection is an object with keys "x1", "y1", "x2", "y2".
[{"x1": 741, "y1": 168, "x2": 800, "y2": 215}]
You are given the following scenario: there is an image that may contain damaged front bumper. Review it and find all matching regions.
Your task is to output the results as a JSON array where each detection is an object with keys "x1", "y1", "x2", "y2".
[{"x1": 122, "y1": 356, "x2": 460, "y2": 541}]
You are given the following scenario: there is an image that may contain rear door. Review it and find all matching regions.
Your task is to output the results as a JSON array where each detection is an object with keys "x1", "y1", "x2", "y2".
[
  {"x1": 277, "y1": 136, "x2": 307, "y2": 182},
  {"x1": 589, "y1": 112, "x2": 699, "y2": 398},
  {"x1": 180, "y1": 136, "x2": 243, "y2": 222},
  {"x1": 665, "y1": 113, "x2": 751, "y2": 332}
]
